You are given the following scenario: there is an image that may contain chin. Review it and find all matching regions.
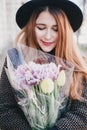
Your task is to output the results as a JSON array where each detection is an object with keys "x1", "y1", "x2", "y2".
[{"x1": 41, "y1": 48, "x2": 53, "y2": 53}]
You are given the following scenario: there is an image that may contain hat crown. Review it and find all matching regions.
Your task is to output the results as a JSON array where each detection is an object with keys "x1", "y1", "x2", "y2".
[{"x1": 16, "y1": 0, "x2": 83, "y2": 31}]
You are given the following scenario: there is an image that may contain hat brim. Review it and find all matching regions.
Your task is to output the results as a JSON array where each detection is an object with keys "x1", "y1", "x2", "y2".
[{"x1": 16, "y1": 0, "x2": 83, "y2": 32}]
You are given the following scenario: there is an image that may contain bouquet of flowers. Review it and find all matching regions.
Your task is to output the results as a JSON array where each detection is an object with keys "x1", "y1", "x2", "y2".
[{"x1": 5, "y1": 45, "x2": 74, "y2": 130}]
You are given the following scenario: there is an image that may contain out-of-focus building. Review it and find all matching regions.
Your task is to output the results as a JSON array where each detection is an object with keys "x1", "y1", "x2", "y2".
[{"x1": 0, "y1": 0, "x2": 25, "y2": 72}]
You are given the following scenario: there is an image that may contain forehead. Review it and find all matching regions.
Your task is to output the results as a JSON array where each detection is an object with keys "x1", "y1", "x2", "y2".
[{"x1": 36, "y1": 10, "x2": 57, "y2": 25}]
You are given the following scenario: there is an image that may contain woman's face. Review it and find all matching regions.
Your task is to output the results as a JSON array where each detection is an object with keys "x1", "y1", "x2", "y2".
[{"x1": 35, "y1": 10, "x2": 58, "y2": 52}]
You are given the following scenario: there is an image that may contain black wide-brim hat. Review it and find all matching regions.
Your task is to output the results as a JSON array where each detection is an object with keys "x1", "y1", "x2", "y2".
[{"x1": 16, "y1": 0, "x2": 83, "y2": 32}]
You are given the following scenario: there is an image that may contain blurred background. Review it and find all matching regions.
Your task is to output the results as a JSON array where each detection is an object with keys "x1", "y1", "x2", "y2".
[{"x1": 0, "y1": 0, "x2": 87, "y2": 74}]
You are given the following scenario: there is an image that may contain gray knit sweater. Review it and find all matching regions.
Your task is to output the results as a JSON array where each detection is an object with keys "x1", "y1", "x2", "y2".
[{"x1": 0, "y1": 48, "x2": 87, "y2": 130}]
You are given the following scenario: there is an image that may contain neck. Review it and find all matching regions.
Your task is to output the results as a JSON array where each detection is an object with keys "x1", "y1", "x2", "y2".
[{"x1": 47, "y1": 48, "x2": 55, "y2": 55}]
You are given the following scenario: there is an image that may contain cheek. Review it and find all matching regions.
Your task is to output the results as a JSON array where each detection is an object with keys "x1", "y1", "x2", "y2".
[
  {"x1": 35, "y1": 29, "x2": 45, "y2": 40},
  {"x1": 54, "y1": 33, "x2": 58, "y2": 40},
  {"x1": 35, "y1": 29, "x2": 41, "y2": 40},
  {"x1": 54, "y1": 34, "x2": 58, "y2": 43},
  {"x1": 54, "y1": 42, "x2": 57, "y2": 48}
]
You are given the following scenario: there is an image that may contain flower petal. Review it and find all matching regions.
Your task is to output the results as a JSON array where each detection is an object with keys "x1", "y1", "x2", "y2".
[
  {"x1": 57, "y1": 70, "x2": 66, "y2": 86},
  {"x1": 40, "y1": 78, "x2": 54, "y2": 94}
]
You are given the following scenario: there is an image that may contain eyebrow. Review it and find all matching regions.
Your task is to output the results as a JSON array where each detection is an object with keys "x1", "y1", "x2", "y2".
[
  {"x1": 35, "y1": 23, "x2": 46, "y2": 26},
  {"x1": 35, "y1": 23, "x2": 57, "y2": 27}
]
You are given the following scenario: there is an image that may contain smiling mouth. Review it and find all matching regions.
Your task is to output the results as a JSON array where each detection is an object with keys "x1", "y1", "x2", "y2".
[{"x1": 41, "y1": 41, "x2": 54, "y2": 46}]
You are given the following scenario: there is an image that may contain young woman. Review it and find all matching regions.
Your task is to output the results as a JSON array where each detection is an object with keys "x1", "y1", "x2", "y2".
[{"x1": 0, "y1": 0, "x2": 87, "y2": 130}]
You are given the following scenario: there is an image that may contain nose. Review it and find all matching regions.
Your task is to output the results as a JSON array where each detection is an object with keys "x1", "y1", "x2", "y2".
[{"x1": 45, "y1": 29, "x2": 52, "y2": 40}]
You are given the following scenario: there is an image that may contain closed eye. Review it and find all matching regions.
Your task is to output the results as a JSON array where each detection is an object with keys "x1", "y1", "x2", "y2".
[
  {"x1": 35, "y1": 24, "x2": 58, "y2": 31},
  {"x1": 52, "y1": 26, "x2": 58, "y2": 32},
  {"x1": 35, "y1": 24, "x2": 46, "y2": 30},
  {"x1": 36, "y1": 26, "x2": 46, "y2": 30}
]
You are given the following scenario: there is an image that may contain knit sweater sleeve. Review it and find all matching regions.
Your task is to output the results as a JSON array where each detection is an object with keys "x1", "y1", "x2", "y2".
[
  {"x1": 49, "y1": 82, "x2": 87, "y2": 130},
  {"x1": 0, "y1": 59, "x2": 32, "y2": 130}
]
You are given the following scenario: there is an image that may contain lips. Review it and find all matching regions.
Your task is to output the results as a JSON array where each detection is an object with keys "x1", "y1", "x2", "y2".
[{"x1": 41, "y1": 41, "x2": 53, "y2": 46}]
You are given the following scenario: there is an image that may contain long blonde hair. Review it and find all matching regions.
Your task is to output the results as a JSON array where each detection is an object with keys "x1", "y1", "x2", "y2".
[{"x1": 15, "y1": 6, "x2": 87, "y2": 100}]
